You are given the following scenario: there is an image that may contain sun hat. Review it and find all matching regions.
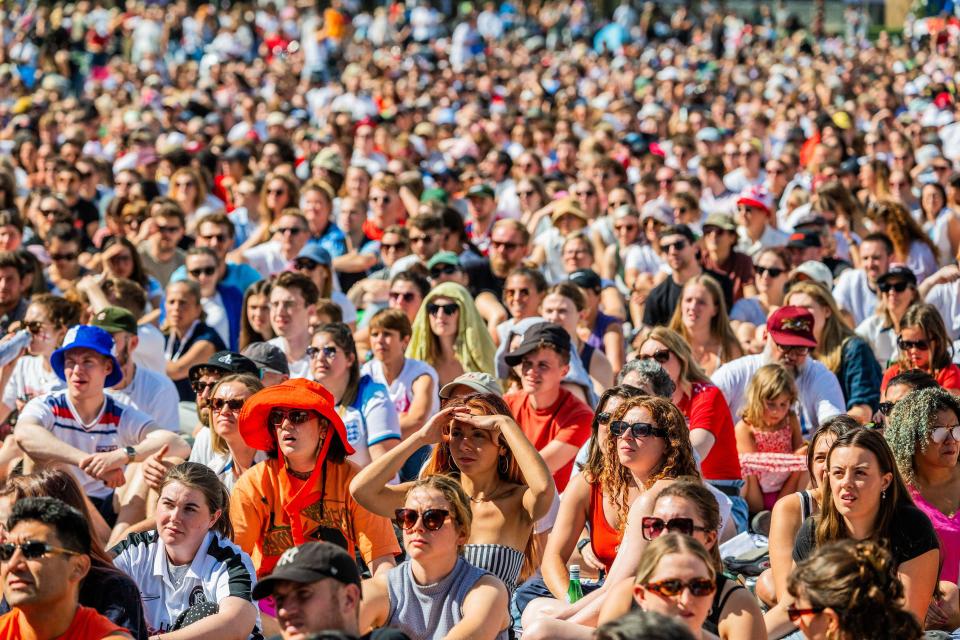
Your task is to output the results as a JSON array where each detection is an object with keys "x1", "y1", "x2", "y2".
[{"x1": 51, "y1": 325, "x2": 123, "y2": 387}]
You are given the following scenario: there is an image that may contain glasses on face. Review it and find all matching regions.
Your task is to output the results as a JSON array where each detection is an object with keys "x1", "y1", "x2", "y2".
[
  {"x1": 755, "y1": 265, "x2": 785, "y2": 278},
  {"x1": 409, "y1": 235, "x2": 433, "y2": 245},
  {"x1": 574, "y1": 190, "x2": 596, "y2": 198},
  {"x1": 267, "y1": 188, "x2": 287, "y2": 196},
  {"x1": 191, "y1": 380, "x2": 218, "y2": 395},
  {"x1": 658, "y1": 177, "x2": 674, "y2": 185},
  {"x1": 787, "y1": 606, "x2": 825, "y2": 623},
  {"x1": 211, "y1": 397, "x2": 245, "y2": 413},
  {"x1": 394, "y1": 508, "x2": 450, "y2": 532},
  {"x1": 430, "y1": 264, "x2": 458, "y2": 278},
  {"x1": 596, "y1": 411, "x2": 612, "y2": 425},
  {"x1": 897, "y1": 338, "x2": 930, "y2": 352},
  {"x1": 381, "y1": 242, "x2": 406, "y2": 251},
  {"x1": 199, "y1": 233, "x2": 228, "y2": 244},
  {"x1": 268, "y1": 408, "x2": 314, "y2": 427},
  {"x1": 614, "y1": 223, "x2": 637, "y2": 232},
  {"x1": 188, "y1": 266, "x2": 217, "y2": 278},
  {"x1": 389, "y1": 291, "x2": 416, "y2": 303},
  {"x1": 0, "y1": 540, "x2": 80, "y2": 562},
  {"x1": 878, "y1": 280, "x2": 910, "y2": 294},
  {"x1": 639, "y1": 350, "x2": 671, "y2": 364},
  {"x1": 275, "y1": 227, "x2": 305, "y2": 236},
  {"x1": 878, "y1": 401, "x2": 895, "y2": 416},
  {"x1": 428, "y1": 302, "x2": 459, "y2": 317},
  {"x1": 930, "y1": 425, "x2": 960, "y2": 444},
  {"x1": 661, "y1": 239, "x2": 687, "y2": 253},
  {"x1": 775, "y1": 343, "x2": 811, "y2": 357},
  {"x1": 608, "y1": 421, "x2": 668, "y2": 440},
  {"x1": 518, "y1": 190, "x2": 536, "y2": 197},
  {"x1": 50, "y1": 252, "x2": 77, "y2": 262},
  {"x1": 306, "y1": 345, "x2": 339, "y2": 360},
  {"x1": 643, "y1": 577, "x2": 716, "y2": 598},
  {"x1": 23, "y1": 321, "x2": 45, "y2": 334},
  {"x1": 641, "y1": 516, "x2": 711, "y2": 541},
  {"x1": 294, "y1": 259, "x2": 319, "y2": 271},
  {"x1": 158, "y1": 225, "x2": 182, "y2": 235}
]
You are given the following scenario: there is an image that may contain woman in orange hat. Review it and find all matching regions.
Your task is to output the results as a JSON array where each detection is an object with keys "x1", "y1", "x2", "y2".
[{"x1": 229, "y1": 378, "x2": 400, "y2": 586}]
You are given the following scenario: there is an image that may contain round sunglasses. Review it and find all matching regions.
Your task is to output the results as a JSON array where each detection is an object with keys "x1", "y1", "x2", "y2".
[{"x1": 394, "y1": 508, "x2": 450, "y2": 532}]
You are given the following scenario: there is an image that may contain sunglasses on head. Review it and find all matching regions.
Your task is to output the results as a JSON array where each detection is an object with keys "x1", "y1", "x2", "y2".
[
  {"x1": 268, "y1": 408, "x2": 314, "y2": 427},
  {"x1": 608, "y1": 421, "x2": 668, "y2": 440},
  {"x1": 878, "y1": 280, "x2": 911, "y2": 293},
  {"x1": 641, "y1": 516, "x2": 712, "y2": 540},
  {"x1": 430, "y1": 264, "x2": 459, "y2": 278},
  {"x1": 755, "y1": 265, "x2": 785, "y2": 278},
  {"x1": 639, "y1": 350, "x2": 671, "y2": 364},
  {"x1": 211, "y1": 397, "x2": 245, "y2": 413},
  {"x1": 428, "y1": 302, "x2": 459, "y2": 316},
  {"x1": 0, "y1": 540, "x2": 80, "y2": 562},
  {"x1": 394, "y1": 508, "x2": 450, "y2": 532},
  {"x1": 930, "y1": 425, "x2": 960, "y2": 444},
  {"x1": 897, "y1": 338, "x2": 930, "y2": 351},
  {"x1": 189, "y1": 266, "x2": 216, "y2": 278},
  {"x1": 787, "y1": 606, "x2": 825, "y2": 623},
  {"x1": 306, "y1": 345, "x2": 339, "y2": 360},
  {"x1": 643, "y1": 577, "x2": 716, "y2": 598}
]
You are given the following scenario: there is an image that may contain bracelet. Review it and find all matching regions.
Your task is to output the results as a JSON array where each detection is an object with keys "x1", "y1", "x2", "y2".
[{"x1": 576, "y1": 538, "x2": 590, "y2": 553}]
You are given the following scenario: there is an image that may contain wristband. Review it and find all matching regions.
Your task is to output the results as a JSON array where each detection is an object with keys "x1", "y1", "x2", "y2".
[{"x1": 576, "y1": 538, "x2": 590, "y2": 553}]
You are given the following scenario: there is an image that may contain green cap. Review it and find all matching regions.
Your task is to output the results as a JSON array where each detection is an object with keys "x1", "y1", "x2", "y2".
[
  {"x1": 90, "y1": 306, "x2": 138, "y2": 335},
  {"x1": 427, "y1": 251, "x2": 460, "y2": 270},
  {"x1": 466, "y1": 184, "x2": 495, "y2": 199},
  {"x1": 421, "y1": 187, "x2": 449, "y2": 204}
]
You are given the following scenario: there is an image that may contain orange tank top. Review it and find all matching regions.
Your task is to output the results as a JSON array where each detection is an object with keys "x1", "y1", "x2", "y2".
[{"x1": 588, "y1": 480, "x2": 623, "y2": 572}]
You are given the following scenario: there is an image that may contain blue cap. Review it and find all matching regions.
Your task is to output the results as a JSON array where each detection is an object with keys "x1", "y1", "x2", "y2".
[
  {"x1": 51, "y1": 325, "x2": 123, "y2": 388},
  {"x1": 296, "y1": 244, "x2": 332, "y2": 267}
]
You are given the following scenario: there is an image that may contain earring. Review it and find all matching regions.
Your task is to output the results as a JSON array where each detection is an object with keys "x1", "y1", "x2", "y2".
[{"x1": 881, "y1": 489, "x2": 887, "y2": 500}]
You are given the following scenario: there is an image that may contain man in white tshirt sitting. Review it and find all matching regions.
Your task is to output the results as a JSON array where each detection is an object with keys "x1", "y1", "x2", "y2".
[
  {"x1": 92, "y1": 307, "x2": 180, "y2": 432},
  {"x1": 832, "y1": 232, "x2": 892, "y2": 326},
  {"x1": 712, "y1": 306, "x2": 845, "y2": 435},
  {"x1": 14, "y1": 325, "x2": 190, "y2": 525},
  {"x1": 267, "y1": 271, "x2": 319, "y2": 379}
]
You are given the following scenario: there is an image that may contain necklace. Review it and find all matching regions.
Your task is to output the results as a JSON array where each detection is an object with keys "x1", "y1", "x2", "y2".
[
  {"x1": 287, "y1": 467, "x2": 312, "y2": 481},
  {"x1": 165, "y1": 555, "x2": 190, "y2": 589},
  {"x1": 468, "y1": 486, "x2": 507, "y2": 503}
]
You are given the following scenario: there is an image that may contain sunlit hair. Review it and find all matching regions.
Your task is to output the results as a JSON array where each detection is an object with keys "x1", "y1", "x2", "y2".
[
  {"x1": 169, "y1": 167, "x2": 207, "y2": 210},
  {"x1": 741, "y1": 363, "x2": 797, "y2": 429},
  {"x1": 640, "y1": 327, "x2": 711, "y2": 385},
  {"x1": 633, "y1": 533, "x2": 715, "y2": 586},
  {"x1": 581, "y1": 385, "x2": 646, "y2": 481},
  {"x1": 896, "y1": 303, "x2": 953, "y2": 373},
  {"x1": 885, "y1": 386, "x2": 960, "y2": 484},
  {"x1": 654, "y1": 479, "x2": 722, "y2": 572},
  {"x1": 788, "y1": 539, "x2": 922, "y2": 640},
  {"x1": 865, "y1": 199, "x2": 938, "y2": 263},
  {"x1": 161, "y1": 462, "x2": 234, "y2": 540},
  {"x1": 806, "y1": 415, "x2": 859, "y2": 490},
  {"x1": 784, "y1": 281, "x2": 855, "y2": 372},
  {"x1": 208, "y1": 373, "x2": 264, "y2": 455},
  {"x1": 602, "y1": 396, "x2": 701, "y2": 527},
  {"x1": 314, "y1": 323, "x2": 360, "y2": 406},
  {"x1": 668, "y1": 274, "x2": 742, "y2": 365},
  {"x1": 239, "y1": 279, "x2": 272, "y2": 350},
  {"x1": 406, "y1": 475, "x2": 473, "y2": 555}
]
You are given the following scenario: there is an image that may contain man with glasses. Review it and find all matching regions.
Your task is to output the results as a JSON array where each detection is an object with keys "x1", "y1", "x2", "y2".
[
  {"x1": 170, "y1": 213, "x2": 262, "y2": 293},
  {"x1": 293, "y1": 244, "x2": 358, "y2": 327},
  {"x1": 387, "y1": 271, "x2": 430, "y2": 324},
  {"x1": 54, "y1": 163, "x2": 99, "y2": 242},
  {"x1": 833, "y1": 233, "x2": 892, "y2": 326},
  {"x1": 242, "y1": 211, "x2": 311, "y2": 279},
  {"x1": 137, "y1": 202, "x2": 185, "y2": 286},
  {"x1": 44, "y1": 223, "x2": 87, "y2": 295},
  {"x1": 642, "y1": 224, "x2": 733, "y2": 328},
  {"x1": 0, "y1": 497, "x2": 133, "y2": 639},
  {"x1": 426, "y1": 251, "x2": 468, "y2": 287},
  {"x1": 268, "y1": 272, "x2": 320, "y2": 379},
  {"x1": 713, "y1": 306, "x2": 845, "y2": 435}
]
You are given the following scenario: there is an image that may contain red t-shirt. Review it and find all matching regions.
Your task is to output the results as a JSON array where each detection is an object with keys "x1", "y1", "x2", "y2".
[
  {"x1": 0, "y1": 605, "x2": 129, "y2": 639},
  {"x1": 881, "y1": 363, "x2": 960, "y2": 392},
  {"x1": 505, "y1": 388, "x2": 593, "y2": 492},
  {"x1": 675, "y1": 382, "x2": 742, "y2": 481}
]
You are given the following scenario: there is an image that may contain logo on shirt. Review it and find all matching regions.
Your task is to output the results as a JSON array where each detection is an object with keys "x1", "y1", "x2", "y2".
[{"x1": 189, "y1": 586, "x2": 207, "y2": 607}]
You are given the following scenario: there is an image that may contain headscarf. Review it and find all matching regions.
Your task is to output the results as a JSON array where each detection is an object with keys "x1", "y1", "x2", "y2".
[{"x1": 406, "y1": 281, "x2": 496, "y2": 376}]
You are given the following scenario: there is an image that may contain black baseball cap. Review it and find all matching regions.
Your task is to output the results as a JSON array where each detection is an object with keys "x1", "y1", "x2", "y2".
[
  {"x1": 188, "y1": 350, "x2": 261, "y2": 381},
  {"x1": 787, "y1": 231, "x2": 822, "y2": 249},
  {"x1": 242, "y1": 342, "x2": 290, "y2": 376},
  {"x1": 569, "y1": 269, "x2": 602, "y2": 293},
  {"x1": 504, "y1": 322, "x2": 571, "y2": 366},
  {"x1": 876, "y1": 264, "x2": 918, "y2": 287},
  {"x1": 252, "y1": 542, "x2": 361, "y2": 600}
]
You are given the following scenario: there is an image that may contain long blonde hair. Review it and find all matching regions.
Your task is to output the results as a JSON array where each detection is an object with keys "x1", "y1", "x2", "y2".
[
  {"x1": 785, "y1": 281, "x2": 854, "y2": 372},
  {"x1": 742, "y1": 363, "x2": 797, "y2": 430},
  {"x1": 668, "y1": 274, "x2": 742, "y2": 364}
]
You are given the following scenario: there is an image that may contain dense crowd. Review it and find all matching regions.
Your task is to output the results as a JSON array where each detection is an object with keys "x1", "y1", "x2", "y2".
[{"x1": 3, "y1": 0, "x2": 960, "y2": 639}]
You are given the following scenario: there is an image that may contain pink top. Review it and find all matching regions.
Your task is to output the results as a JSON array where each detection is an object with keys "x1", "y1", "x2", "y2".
[
  {"x1": 739, "y1": 423, "x2": 804, "y2": 494},
  {"x1": 909, "y1": 486, "x2": 960, "y2": 583}
]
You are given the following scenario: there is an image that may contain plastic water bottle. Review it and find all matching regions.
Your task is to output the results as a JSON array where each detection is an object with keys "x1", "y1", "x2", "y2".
[
  {"x1": 0, "y1": 330, "x2": 31, "y2": 368},
  {"x1": 567, "y1": 564, "x2": 583, "y2": 604}
]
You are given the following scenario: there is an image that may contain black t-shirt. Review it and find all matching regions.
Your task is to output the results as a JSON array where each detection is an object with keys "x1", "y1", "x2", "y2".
[
  {"x1": 642, "y1": 268, "x2": 734, "y2": 327},
  {"x1": 463, "y1": 258, "x2": 505, "y2": 300},
  {"x1": 793, "y1": 503, "x2": 940, "y2": 567}
]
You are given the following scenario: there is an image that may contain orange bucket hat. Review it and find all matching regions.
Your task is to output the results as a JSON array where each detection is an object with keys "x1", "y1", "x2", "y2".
[{"x1": 238, "y1": 378, "x2": 354, "y2": 455}]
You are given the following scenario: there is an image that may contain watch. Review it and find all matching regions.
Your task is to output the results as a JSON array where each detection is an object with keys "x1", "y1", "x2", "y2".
[
  {"x1": 125, "y1": 446, "x2": 136, "y2": 462},
  {"x1": 576, "y1": 538, "x2": 591, "y2": 553}
]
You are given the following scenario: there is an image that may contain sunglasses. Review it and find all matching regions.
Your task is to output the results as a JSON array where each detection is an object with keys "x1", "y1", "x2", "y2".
[
  {"x1": 389, "y1": 291, "x2": 417, "y2": 303},
  {"x1": 518, "y1": 190, "x2": 536, "y2": 197},
  {"x1": 381, "y1": 242, "x2": 406, "y2": 251},
  {"x1": 428, "y1": 302, "x2": 459, "y2": 316},
  {"x1": 211, "y1": 397, "x2": 245, "y2": 413},
  {"x1": 410, "y1": 235, "x2": 434, "y2": 245},
  {"x1": 897, "y1": 338, "x2": 930, "y2": 351},
  {"x1": 661, "y1": 240, "x2": 688, "y2": 252},
  {"x1": 643, "y1": 577, "x2": 716, "y2": 598},
  {"x1": 596, "y1": 411, "x2": 612, "y2": 425},
  {"x1": 49, "y1": 252, "x2": 77, "y2": 261},
  {"x1": 775, "y1": 343, "x2": 812, "y2": 356},
  {"x1": 877, "y1": 401, "x2": 895, "y2": 416},
  {"x1": 268, "y1": 408, "x2": 314, "y2": 427},
  {"x1": 306, "y1": 345, "x2": 339, "y2": 360},
  {"x1": 158, "y1": 225, "x2": 182, "y2": 235},
  {"x1": 490, "y1": 240, "x2": 522, "y2": 251},
  {"x1": 275, "y1": 227, "x2": 305, "y2": 236},
  {"x1": 430, "y1": 264, "x2": 459, "y2": 278},
  {"x1": 267, "y1": 188, "x2": 287, "y2": 195},
  {"x1": 0, "y1": 540, "x2": 80, "y2": 562},
  {"x1": 641, "y1": 516, "x2": 712, "y2": 541},
  {"x1": 294, "y1": 259, "x2": 319, "y2": 271},
  {"x1": 930, "y1": 425, "x2": 960, "y2": 444},
  {"x1": 190, "y1": 380, "x2": 218, "y2": 394},
  {"x1": 787, "y1": 606, "x2": 825, "y2": 623},
  {"x1": 189, "y1": 266, "x2": 217, "y2": 278},
  {"x1": 639, "y1": 350, "x2": 671, "y2": 364},
  {"x1": 608, "y1": 201, "x2": 630, "y2": 210},
  {"x1": 394, "y1": 508, "x2": 450, "y2": 532},
  {"x1": 609, "y1": 421, "x2": 668, "y2": 440},
  {"x1": 23, "y1": 320, "x2": 44, "y2": 334},
  {"x1": 199, "y1": 233, "x2": 228, "y2": 244},
  {"x1": 755, "y1": 265, "x2": 786, "y2": 278},
  {"x1": 614, "y1": 223, "x2": 637, "y2": 232},
  {"x1": 878, "y1": 280, "x2": 911, "y2": 293}
]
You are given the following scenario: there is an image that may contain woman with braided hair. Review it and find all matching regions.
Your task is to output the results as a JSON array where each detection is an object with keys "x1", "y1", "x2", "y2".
[{"x1": 786, "y1": 539, "x2": 922, "y2": 640}]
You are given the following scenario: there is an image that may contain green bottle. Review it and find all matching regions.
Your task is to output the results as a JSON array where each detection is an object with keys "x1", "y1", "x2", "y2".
[{"x1": 567, "y1": 564, "x2": 583, "y2": 603}]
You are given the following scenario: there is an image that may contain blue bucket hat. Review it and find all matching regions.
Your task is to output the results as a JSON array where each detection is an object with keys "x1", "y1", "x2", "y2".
[{"x1": 51, "y1": 325, "x2": 123, "y2": 388}]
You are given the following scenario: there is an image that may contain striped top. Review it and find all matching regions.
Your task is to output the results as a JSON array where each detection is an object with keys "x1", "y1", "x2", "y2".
[{"x1": 463, "y1": 544, "x2": 525, "y2": 594}]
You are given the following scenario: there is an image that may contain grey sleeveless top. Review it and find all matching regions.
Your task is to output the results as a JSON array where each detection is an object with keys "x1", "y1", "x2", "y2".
[{"x1": 386, "y1": 557, "x2": 509, "y2": 640}]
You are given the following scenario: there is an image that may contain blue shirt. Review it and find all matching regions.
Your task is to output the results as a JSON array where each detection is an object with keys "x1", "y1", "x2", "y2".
[
  {"x1": 308, "y1": 223, "x2": 348, "y2": 258},
  {"x1": 169, "y1": 262, "x2": 262, "y2": 294}
]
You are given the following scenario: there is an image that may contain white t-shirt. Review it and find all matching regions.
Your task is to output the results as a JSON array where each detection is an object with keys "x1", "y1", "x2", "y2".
[
  {"x1": 712, "y1": 353, "x2": 845, "y2": 435},
  {"x1": 907, "y1": 240, "x2": 938, "y2": 283},
  {"x1": 20, "y1": 392, "x2": 158, "y2": 498},
  {"x1": 339, "y1": 375, "x2": 402, "y2": 467},
  {"x1": 2, "y1": 356, "x2": 64, "y2": 411},
  {"x1": 267, "y1": 336, "x2": 310, "y2": 379},
  {"x1": 926, "y1": 279, "x2": 960, "y2": 342},
  {"x1": 188, "y1": 427, "x2": 268, "y2": 492},
  {"x1": 243, "y1": 241, "x2": 288, "y2": 278},
  {"x1": 855, "y1": 314, "x2": 898, "y2": 367},
  {"x1": 832, "y1": 268, "x2": 877, "y2": 327},
  {"x1": 111, "y1": 530, "x2": 260, "y2": 637},
  {"x1": 107, "y1": 365, "x2": 181, "y2": 432},
  {"x1": 203, "y1": 292, "x2": 231, "y2": 349},
  {"x1": 135, "y1": 323, "x2": 168, "y2": 374},
  {"x1": 361, "y1": 357, "x2": 439, "y2": 418},
  {"x1": 624, "y1": 244, "x2": 667, "y2": 277}
]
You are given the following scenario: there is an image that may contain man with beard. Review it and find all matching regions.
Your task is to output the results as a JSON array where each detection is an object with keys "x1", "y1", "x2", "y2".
[
  {"x1": 712, "y1": 306, "x2": 845, "y2": 435},
  {"x1": 463, "y1": 219, "x2": 529, "y2": 330},
  {"x1": 93, "y1": 307, "x2": 180, "y2": 432}
]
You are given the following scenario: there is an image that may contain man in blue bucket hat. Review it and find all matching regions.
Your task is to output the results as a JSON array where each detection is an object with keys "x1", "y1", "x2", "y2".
[{"x1": 14, "y1": 325, "x2": 190, "y2": 526}]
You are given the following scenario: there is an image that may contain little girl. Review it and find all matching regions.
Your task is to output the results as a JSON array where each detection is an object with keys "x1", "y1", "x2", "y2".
[{"x1": 735, "y1": 363, "x2": 808, "y2": 514}]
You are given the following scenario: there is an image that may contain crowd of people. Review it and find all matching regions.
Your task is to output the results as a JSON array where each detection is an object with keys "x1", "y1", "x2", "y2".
[{"x1": 3, "y1": 0, "x2": 960, "y2": 638}]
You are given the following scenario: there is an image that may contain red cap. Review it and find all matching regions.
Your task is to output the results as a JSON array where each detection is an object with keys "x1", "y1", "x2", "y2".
[{"x1": 766, "y1": 306, "x2": 817, "y2": 348}]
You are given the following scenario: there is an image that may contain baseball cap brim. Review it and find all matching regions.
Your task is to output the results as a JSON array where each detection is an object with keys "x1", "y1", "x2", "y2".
[
  {"x1": 768, "y1": 328, "x2": 818, "y2": 348},
  {"x1": 439, "y1": 379, "x2": 498, "y2": 399},
  {"x1": 252, "y1": 567, "x2": 335, "y2": 600}
]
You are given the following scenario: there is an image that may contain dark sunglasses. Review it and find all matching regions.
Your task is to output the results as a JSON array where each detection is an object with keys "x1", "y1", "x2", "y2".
[
  {"x1": 158, "y1": 225, "x2": 182, "y2": 235},
  {"x1": 787, "y1": 606, "x2": 825, "y2": 622},
  {"x1": 23, "y1": 321, "x2": 44, "y2": 334},
  {"x1": 410, "y1": 235, "x2": 434, "y2": 245},
  {"x1": 381, "y1": 242, "x2": 406, "y2": 251},
  {"x1": 306, "y1": 345, "x2": 339, "y2": 360},
  {"x1": 0, "y1": 540, "x2": 80, "y2": 562},
  {"x1": 897, "y1": 338, "x2": 930, "y2": 351},
  {"x1": 276, "y1": 227, "x2": 305, "y2": 236},
  {"x1": 294, "y1": 259, "x2": 319, "y2": 271},
  {"x1": 755, "y1": 265, "x2": 785, "y2": 278},
  {"x1": 643, "y1": 577, "x2": 716, "y2": 598},
  {"x1": 190, "y1": 380, "x2": 218, "y2": 394},
  {"x1": 428, "y1": 302, "x2": 459, "y2": 316},
  {"x1": 641, "y1": 516, "x2": 712, "y2": 541},
  {"x1": 389, "y1": 291, "x2": 416, "y2": 303},
  {"x1": 188, "y1": 266, "x2": 216, "y2": 278},
  {"x1": 639, "y1": 350, "x2": 671, "y2": 364},
  {"x1": 609, "y1": 421, "x2": 668, "y2": 439},
  {"x1": 199, "y1": 233, "x2": 228, "y2": 244},
  {"x1": 268, "y1": 408, "x2": 314, "y2": 427},
  {"x1": 878, "y1": 280, "x2": 911, "y2": 293},
  {"x1": 394, "y1": 508, "x2": 450, "y2": 532},
  {"x1": 490, "y1": 240, "x2": 522, "y2": 251},
  {"x1": 211, "y1": 397, "x2": 245, "y2": 413},
  {"x1": 430, "y1": 264, "x2": 459, "y2": 278},
  {"x1": 49, "y1": 252, "x2": 77, "y2": 261},
  {"x1": 877, "y1": 401, "x2": 895, "y2": 416},
  {"x1": 596, "y1": 411, "x2": 612, "y2": 425},
  {"x1": 661, "y1": 239, "x2": 688, "y2": 252}
]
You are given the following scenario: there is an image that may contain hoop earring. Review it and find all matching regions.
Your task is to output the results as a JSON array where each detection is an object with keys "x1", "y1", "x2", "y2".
[{"x1": 498, "y1": 455, "x2": 509, "y2": 475}]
